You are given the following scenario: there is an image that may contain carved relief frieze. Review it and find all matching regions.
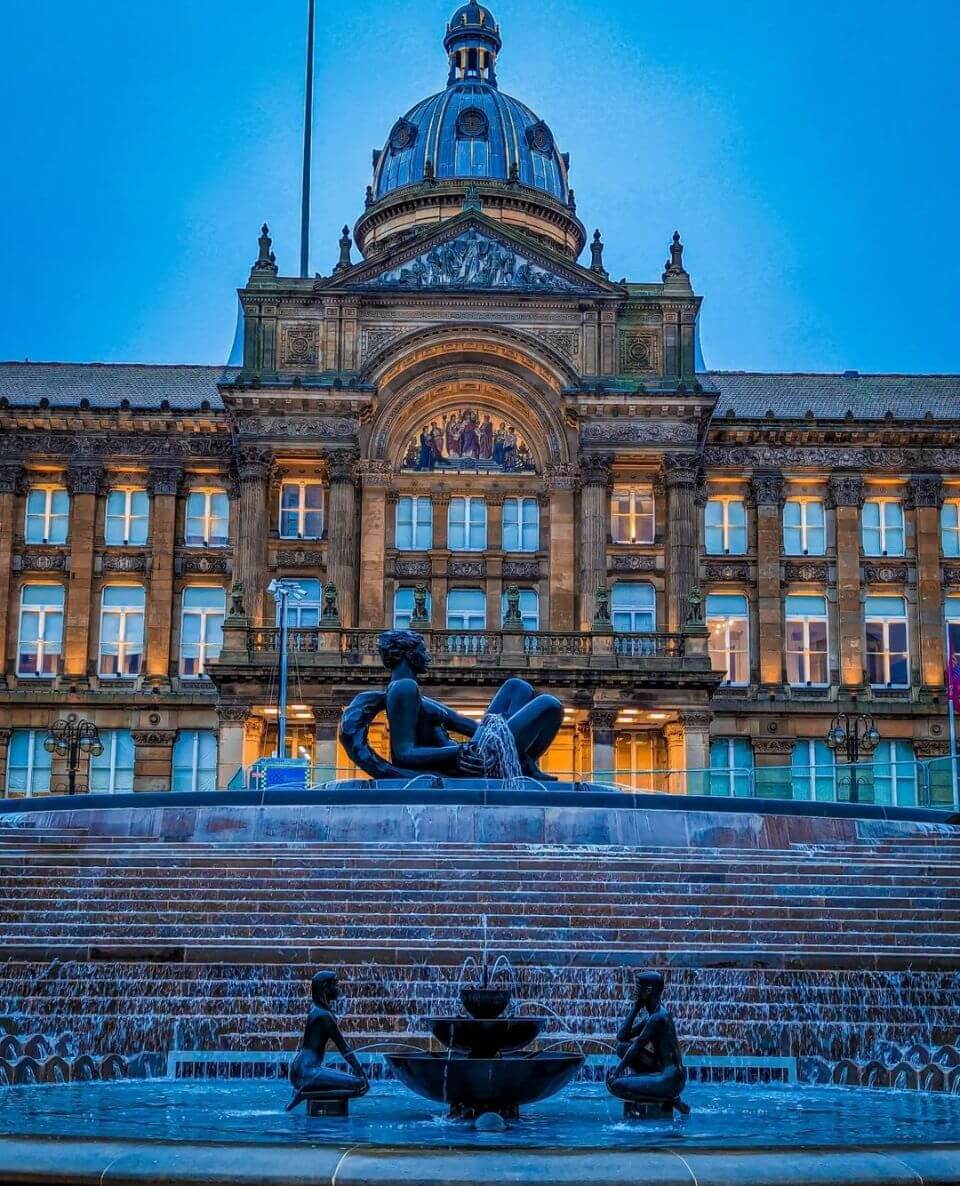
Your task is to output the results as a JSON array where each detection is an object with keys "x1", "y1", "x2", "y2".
[
  {"x1": 617, "y1": 330, "x2": 659, "y2": 374},
  {"x1": 915, "y1": 739, "x2": 951, "y2": 758},
  {"x1": 544, "y1": 463, "x2": 580, "y2": 492},
  {"x1": 131, "y1": 730, "x2": 177, "y2": 747},
  {"x1": 449, "y1": 559, "x2": 486, "y2": 578},
  {"x1": 15, "y1": 550, "x2": 67, "y2": 573},
  {"x1": 863, "y1": 562, "x2": 908, "y2": 584},
  {"x1": 784, "y1": 561, "x2": 829, "y2": 582},
  {"x1": 177, "y1": 553, "x2": 230, "y2": 576},
  {"x1": 752, "y1": 737, "x2": 795, "y2": 755},
  {"x1": 703, "y1": 561, "x2": 750, "y2": 582},
  {"x1": 394, "y1": 558, "x2": 432, "y2": 578},
  {"x1": 942, "y1": 565, "x2": 960, "y2": 587},
  {"x1": 502, "y1": 559, "x2": 541, "y2": 580},
  {"x1": 581, "y1": 421, "x2": 696, "y2": 446},
  {"x1": 703, "y1": 445, "x2": 960, "y2": 471},
  {"x1": 531, "y1": 329, "x2": 580, "y2": 361},
  {"x1": 275, "y1": 549, "x2": 325, "y2": 567},
  {"x1": 99, "y1": 552, "x2": 147, "y2": 574},
  {"x1": 609, "y1": 553, "x2": 658, "y2": 573},
  {"x1": 239, "y1": 417, "x2": 357, "y2": 439},
  {"x1": 279, "y1": 322, "x2": 321, "y2": 368},
  {"x1": 0, "y1": 434, "x2": 231, "y2": 460},
  {"x1": 360, "y1": 324, "x2": 407, "y2": 361}
]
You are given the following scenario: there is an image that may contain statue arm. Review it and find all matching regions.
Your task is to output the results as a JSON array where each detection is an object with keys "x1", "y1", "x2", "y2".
[
  {"x1": 616, "y1": 1002, "x2": 642, "y2": 1043},
  {"x1": 386, "y1": 681, "x2": 461, "y2": 770},
  {"x1": 326, "y1": 1014, "x2": 367, "y2": 1079},
  {"x1": 435, "y1": 702, "x2": 478, "y2": 738}
]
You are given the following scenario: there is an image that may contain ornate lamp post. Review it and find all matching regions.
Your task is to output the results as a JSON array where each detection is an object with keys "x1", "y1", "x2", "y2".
[
  {"x1": 825, "y1": 712, "x2": 880, "y2": 804},
  {"x1": 44, "y1": 719, "x2": 103, "y2": 796}
]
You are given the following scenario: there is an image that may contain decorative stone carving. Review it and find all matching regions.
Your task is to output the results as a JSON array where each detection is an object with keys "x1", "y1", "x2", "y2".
[
  {"x1": 906, "y1": 475, "x2": 944, "y2": 509},
  {"x1": 534, "y1": 330, "x2": 580, "y2": 361},
  {"x1": 360, "y1": 325, "x2": 405, "y2": 361},
  {"x1": 244, "y1": 716, "x2": 266, "y2": 742},
  {"x1": 749, "y1": 470, "x2": 784, "y2": 507},
  {"x1": 395, "y1": 558, "x2": 432, "y2": 578},
  {"x1": 609, "y1": 554, "x2": 657, "y2": 573},
  {"x1": 131, "y1": 730, "x2": 177, "y2": 747},
  {"x1": 686, "y1": 587, "x2": 704, "y2": 626},
  {"x1": 323, "y1": 448, "x2": 360, "y2": 485},
  {"x1": 179, "y1": 553, "x2": 229, "y2": 575},
  {"x1": 313, "y1": 704, "x2": 343, "y2": 727},
  {"x1": 679, "y1": 710, "x2": 713, "y2": 729},
  {"x1": 0, "y1": 463, "x2": 22, "y2": 493},
  {"x1": 589, "y1": 708, "x2": 619, "y2": 731},
  {"x1": 411, "y1": 584, "x2": 430, "y2": 624},
  {"x1": 389, "y1": 117, "x2": 417, "y2": 152},
  {"x1": 359, "y1": 228, "x2": 596, "y2": 293},
  {"x1": 216, "y1": 705, "x2": 250, "y2": 724},
  {"x1": 578, "y1": 452, "x2": 613, "y2": 487},
  {"x1": 0, "y1": 433, "x2": 232, "y2": 460},
  {"x1": 702, "y1": 445, "x2": 960, "y2": 472},
  {"x1": 661, "y1": 452, "x2": 701, "y2": 486},
  {"x1": 863, "y1": 562, "x2": 908, "y2": 584},
  {"x1": 147, "y1": 467, "x2": 183, "y2": 497},
  {"x1": 280, "y1": 323, "x2": 320, "y2": 368},
  {"x1": 239, "y1": 417, "x2": 357, "y2": 438},
  {"x1": 17, "y1": 550, "x2": 67, "y2": 573},
  {"x1": 703, "y1": 561, "x2": 750, "y2": 582},
  {"x1": 356, "y1": 460, "x2": 393, "y2": 487},
  {"x1": 449, "y1": 559, "x2": 485, "y2": 578},
  {"x1": 502, "y1": 559, "x2": 541, "y2": 580},
  {"x1": 544, "y1": 463, "x2": 580, "y2": 492},
  {"x1": 581, "y1": 422, "x2": 696, "y2": 446},
  {"x1": 100, "y1": 553, "x2": 146, "y2": 573},
  {"x1": 827, "y1": 473, "x2": 864, "y2": 509},
  {"x1": 503, "y1": 584, "x2": 523, "y2": 628},
  {"x1": 225, "y1": 583, "x2": 246, "y2": 622},
  {"x1": 236, "y1": 446, "x2": 273, "y2": 484},
  {"x1": 65, "y1": 465, "x2": 102, "y2": 495},
  {"x1": 784, "y1": 561, "x2": 829, "y2": 582},
  {"x1": 617, "y1": 331, "x2": 658, "y2": 374},
  {"x1": 526, "y1": 119, "x2": 554, "y2": 154},
  {"x1": 942, "y1": 565, "x2": 960, "y2": 587},
  {"x1": 321, "y1": 582, "x2": 341, "y2": 625},
  {"x1": 752, "y1": 737, "x2": 795, "y2": 755},
  {"x1": 593, "y1": 585, "x2": 611, "y2": 627},
  {"x1": 914, "y1": 739, "x2": 951, "y2": 758},
  {"x1": 276, "y1": 549, "x2": 324, "y2": 567},
  {"x1": 456, "y1": 106, "x2": 488, "y2": 139}
]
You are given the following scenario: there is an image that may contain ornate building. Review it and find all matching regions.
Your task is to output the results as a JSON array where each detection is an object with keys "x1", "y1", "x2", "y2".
[{"x1": 1, "y1": 3, "x2": 958, "y2": 803}]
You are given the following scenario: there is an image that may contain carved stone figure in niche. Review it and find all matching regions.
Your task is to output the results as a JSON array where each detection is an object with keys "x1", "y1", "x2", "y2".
[{"x1": 403, "y1": 408, "x2": 535, "y2": 474}]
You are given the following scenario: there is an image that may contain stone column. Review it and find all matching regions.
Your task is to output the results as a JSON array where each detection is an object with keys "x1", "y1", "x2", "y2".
[
  {"x1": 679, "y1": 709, "x2": 713, "y2": 795},
  {"x1": 314, "y1": 704, "x2": 341, "y2": 784},
  {"x1": 132, "y1": 728, "x2": 177, "y2": 792},
  {"x1": 432, "y1": 492, "x2": 451, "y2": 630},
  {"x1": 545, "y1": 463, "x2": 578, "y2": 630},
  {"x1": 662, "y1": 453, "x2": 701, "y2": 634},
  {"x1": 216, "y1": 705, "x2": 251, "y2": 789},
  {"x1": 324, "y1": 449, "x2": 360, "y2": 629},
  {"x1": 578, "y1": 453, "x2": 612, "y2": 630},
  {"x1": 910, "y1": 475, "x2": 945, "y2": 691},
  {"x1": 751, "y1": 470, "x2": 785, "y2": 690},
  {"x1": 589, "y1": 708, "x2": 618, "y2": 785},
  {"x1": 829, "y1": 473, "x2": 865, "y2": 689},
  {"x1": 234, "y1": 446, "x2": 273, "y2": 625},
  {"x1": 63, "y1": 464, "x2": 102, "y2": 682},
  {"x1": 0, "y1": 728, "x2": 11, "y2": 793},
  {"x1": 0, "y1": 465, "x2": 21, "y2": 683},
  {"x1": 752, "y1": 736, "x2": 794, "y2": 799},
  {"x1": 664, "y1": 723, "x2": 686, "y2": 796},
  {"x1": 145, "y1": 467, "x2": 182, "y2": 686},
  {"x1": 357, "y1": 460, "x2": 392, "y2": 629},
  {"x1": 486, "y1": 493, "x2": 505, "y2": 631}
]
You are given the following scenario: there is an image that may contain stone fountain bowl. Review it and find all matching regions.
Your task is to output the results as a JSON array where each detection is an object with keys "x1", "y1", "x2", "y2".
[
  {"x1": 429, "y1": 1016, "x2": 546, "y2": 1059},
  {"x1": 460, "y1": 987, "x2": 511, "y2": 1019},
  {"x1": 386, "y1": 1052, "x2": 584, "y2": 1116}
]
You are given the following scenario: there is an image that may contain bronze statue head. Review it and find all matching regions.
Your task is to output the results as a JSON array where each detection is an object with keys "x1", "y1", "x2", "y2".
[
  {"x1": 311, "y1": 970, "x2": 339, "y2": 1007},
  {"x1": 378, "y1": 629, "x2": 430, "y2": 675},
  {"x1": 635, "y1": 970, "x2": 665, "y2": 1009}
]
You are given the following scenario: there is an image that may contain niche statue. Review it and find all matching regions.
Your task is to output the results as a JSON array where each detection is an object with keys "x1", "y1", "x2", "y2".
[
  {"x1": 607, "y1": 971, "x2": 690, "y2": 1117},
  {"x1": 287, "y1": 970, "x2": 369, "y2": 1116},
  {"x1": 340, "y1": 630, "x2": 562, "y2": 781}
]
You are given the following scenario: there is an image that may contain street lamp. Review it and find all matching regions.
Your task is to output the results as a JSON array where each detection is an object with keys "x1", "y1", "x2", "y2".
[
  {"x1": 44, "y1": 718, "x2": 103, "y2": 796},
  {"x1": 267, "y1": 578, "x2": 307, "y2": 760},
  {"x1": 824, "y1": 711, "x2": 880, "y2": 804}
]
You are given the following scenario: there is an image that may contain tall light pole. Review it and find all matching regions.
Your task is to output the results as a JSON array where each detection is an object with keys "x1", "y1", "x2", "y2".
[
  {"x1": 267, "y1": 579, "x2": 306, "y2": 759},
  {"x1": 825, "y1": 711, "x2": 880, "y2": 804},
  {"x1": 44, "y1": 719, "x2": 103, "y2": 796},
  {"x1": 300, "y1": 0, "x2": 316, "y2": 277}
]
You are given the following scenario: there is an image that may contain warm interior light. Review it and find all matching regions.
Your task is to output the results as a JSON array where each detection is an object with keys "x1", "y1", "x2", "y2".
[{"x1": 647, "y1": 712, "x2": 668, "y2": 721}]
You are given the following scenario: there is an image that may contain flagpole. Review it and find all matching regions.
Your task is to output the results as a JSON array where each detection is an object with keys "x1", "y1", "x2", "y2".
[{"x1": 299, "y1": 0, "x2": 316, "y2": 277}]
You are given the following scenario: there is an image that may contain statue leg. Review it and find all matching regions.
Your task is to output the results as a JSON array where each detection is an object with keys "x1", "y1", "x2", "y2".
[
  {"x1": 506, "y1": 694, "x2": 563, "y2": 781},
  {"x1": 486, "y1": 677, "x2": 535, "y2": 718},
  {"x1": 290, "y1": 1065, "x2": 368, "y2": 1104}
]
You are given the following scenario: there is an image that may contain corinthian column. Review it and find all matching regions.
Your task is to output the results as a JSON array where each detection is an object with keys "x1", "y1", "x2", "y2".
[
  {"x1": 578, "y1": 452, "x2": 612, "y2": 630},
  {"x1": 662, "y1": 452, "x2": 701, "y2": 634},
  {"x1": 0, "y1": 465, "x2": 22, "y2": 682},
  {"x1": 324, "y1": 448, "x2": 360, "y2": 629},
  {"x1": 546, "y1": 463, "x2": 579, "y2": 630},
  {"x1": 829, "y1": 473, "x2": 864, "y2": 689},
  {"x1": 751, "y1": 470, "x2": 784, "y2": 689},
  {"x1": 64, "y1": 464, "x2": 102, "y2": 681},
  {"x1": 356, "y1": 459, "x2": 392, "y2": 628},
  {"x1": 234, "y1": 446, "x2": 272, "y2": 624},
  {"x1": 909, "y1": 475, "x2": 945, "y2": 690}
]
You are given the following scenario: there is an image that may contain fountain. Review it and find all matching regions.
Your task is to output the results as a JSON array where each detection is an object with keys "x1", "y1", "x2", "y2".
[{"x1": 386, "y1": 918, "x2": 583, "y2": 1120}]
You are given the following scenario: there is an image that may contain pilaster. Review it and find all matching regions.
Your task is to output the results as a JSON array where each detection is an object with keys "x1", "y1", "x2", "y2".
[
  {"x1": 145, "y1": 467, "x2": 182, "y2": 685},
  {"x1": 909, "y1": 475, "x2": 945, "y2": 690},
  {"x1": 828, "y1": 473, "x2": 865, "y2": 689},
  {"x1": 357, "y1": 461, "x2": 392, "y2": 629},
  {"x1": 132, "y1": 728, "x2": 177, "y2": 793},
  {"x1": 588, "y1": 708, "x2": 618, "y2": 786},
  {"x1": 63, "y1": 464, "x2": 102, "y2": 681},
  {"x1": 662, "y1": 453, "x2": 701, "y2": 634},
  {"x1": 545, "y1": 464, "x2": 578, "y2": 630},
  {"x1": 750, "y1": 470, "x2": 785, "y2": 689},
  {"x1": 234, "y1": 447, "x2": 272, "y2": 624},
  {"x1": 0, "y1": 464, "x2": 22, "y2": 683},
  {"x1": 324, "y1": 449, "x2": 360, "y2": 629},
  {"x1": 578, "y1": 453, "x2": 612, "y2": 630}
]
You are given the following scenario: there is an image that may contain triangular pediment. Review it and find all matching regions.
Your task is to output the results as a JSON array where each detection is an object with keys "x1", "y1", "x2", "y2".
[{"x1": 324, "y1": 212, "x2": 620, "y2": 296}]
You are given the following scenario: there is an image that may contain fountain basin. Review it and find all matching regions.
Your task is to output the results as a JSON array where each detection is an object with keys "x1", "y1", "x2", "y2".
[
  {"x1": 387, "y1": 1051, "x2": 584, "y2": 1115},
  {"x1": 428, "y1": 1017, "x2": 547, "y2": 1058},
  {"x1": 460, "y1": 986, "x2": 511, "y2": 1019}
]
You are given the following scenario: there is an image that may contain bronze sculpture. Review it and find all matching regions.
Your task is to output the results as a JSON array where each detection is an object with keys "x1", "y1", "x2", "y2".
[
  {"x1": 340, "y1": 629, "x2": 562, "y2": 781},
  {"x1": 606, "y1": 971, "x2": 690, "y2": 1117},
  {"x1": 287, "y1": 970, "x2": 369, "y2": 1116}
]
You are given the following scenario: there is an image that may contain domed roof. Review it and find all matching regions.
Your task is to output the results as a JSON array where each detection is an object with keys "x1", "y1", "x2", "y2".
[{"x1": 372, "y1": 5, "x2": 570, "y2": 206}]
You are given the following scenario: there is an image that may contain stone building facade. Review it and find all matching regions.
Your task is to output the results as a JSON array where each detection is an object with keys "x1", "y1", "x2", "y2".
[{"x1": 1, "y1": 4, "x2": 958, "y2": 803}]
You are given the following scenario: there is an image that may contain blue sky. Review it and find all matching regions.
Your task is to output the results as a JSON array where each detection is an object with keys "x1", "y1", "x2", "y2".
[{"x1": 3, "y1": 0, "x2": 958, "y2": 374}]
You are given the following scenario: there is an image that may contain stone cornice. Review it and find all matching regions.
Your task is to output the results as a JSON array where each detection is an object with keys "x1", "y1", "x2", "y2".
[{"x1": 1, "y1": 431, "x2": 232, "y2": 461}]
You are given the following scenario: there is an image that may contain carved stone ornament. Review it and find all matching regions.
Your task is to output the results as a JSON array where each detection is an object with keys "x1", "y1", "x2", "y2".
[
  {"x1": 589, "y1": 708, "x2": 619, "y2": 731},
  {"x1": 581, "y1": 422, "x2": 696, "y2": 446},
  {"x1": 525, "y1": 119, "x2": 554, "y2": 155},
  {"x1": 131, "y1": 730, "x2": 177, "y2": 747},
  {"x1": 544, "y1": 463, "x2": 580, "y2": 492},
  {"x1": 280, "y1": 323, "x2": 320, "y2": 368},
  {"x1": 0, "y1": 433, "x2": 232, "y2": 460},
  {"x1": 313, "y1": 704, "x2": 344, "y2": 727},
  {"x1": 593, "y1": 584, "x2": 612, "y2": 627},
  {"x1": 361, "y1": 325, "x2": 405, "y2": 361},
  {"x1": 749, "y1": 470, "x2": 784, "y2": 507},
  {"x1": 395, "y1": 558, "x2": 432, "y2": 578},
  {"x1": 914, "y1": 739, "x2": 951, "y2": 758},
  {"x1": 752, "y1": 737, "x2": 795, "y2": 755},
  {"x1": 502, "y1": 559, "x2": 541, "y2": 580},
  {"x1": 244, "y1": 716, "x2": 266, "y2": 741},
  {"x1": 456, "y1": 106, "x2": 488, "y2": 139},
  {"x1": 389, "y1": 117, "x2": 418, "y2": 152},
  {"x1": 100, "y1": 552, "x2": 146, "y2": 573},
  {"x1": 0, "y1": 463, "x2": 22, "y2": 494},
  {"x1": 323, "y1": 448, "x2": 360, "y2": 484},
  {"x1": 226, "y1": 582, "x2": 246, "y2": 620},
  {"x1": 827, "y1": 474, "x2": 865, "y2": 509},
  {"x1": 321, "y1": 582, "x2": 341, "y2": 625},
  {"x1": 17, "y1": 550, "x2": 67, "y2": 573},
  {"x1": 617, "y1": 331, "x2": 658, "y2": 374},
  {"x1": 661, "y1": 452, "x2": 701, "y2": 486},
  {"x1": 609, "y1": 554, "x2": 657, "y2": 573},
  {"x1": 356, "y1": 459, "x2": 393, "y2": 487},
  {"x1": 216, "y1": 704, "x2": 250, "y2": 724},
  {"x1": 578, "y1": 452, "x2": 613, "y2": 487},
  {"x1": 703, "y1": 561, "x2": 750, "y2": 582},
  {"x1": 276, "y1": 549, "x2": 324, "y2": 568},
  {"x1": 179, "y1": 553, "x2": 228, "y2": 575},
  {"x1": 240, "y1": 417, "x2": 357, "y2": 439},
  {"x1": 66, "y1": 465, "x2": 103, "y2": 495},
  {"x1": 942, "y1": 565, "x2": 960, "y2": 587},
  {"x1": 784, "y1": 561, "x2": 829, "y2": 582},
  {"x1": 236, "y1": 446, "x2": 273, "y2": 484},
  {"x1": 147, "y1": 467, "x2": 183, "y2": 497},
  {"x1": 906, "y1": 474, "x2": 944, "y2": 509},
  {"x1": 863, "y1": 562, "x2": 908, "y2": 584},
  {"x1": 679, "y1": 710, "x2": 713, "y2": 729},
  {"x1": 411, "y1": 584, "x2": 430, "y2": 623},
  {"x1": 449, "y1": 559, "x2": 485, "y2": 578},
  {"x1": 700, "y1": 445, "x2": 960, "y2": 473},
  {"x1": 534, "y1": 330, "x2": 580, "y2": 361}
]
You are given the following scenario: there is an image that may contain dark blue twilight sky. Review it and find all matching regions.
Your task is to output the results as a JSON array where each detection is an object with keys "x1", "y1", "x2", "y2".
[{"x1": 2, "y1": 0, "x2": 958, "y2": 374}]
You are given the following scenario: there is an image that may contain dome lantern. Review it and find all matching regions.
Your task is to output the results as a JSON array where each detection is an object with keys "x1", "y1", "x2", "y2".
[{"x1": 444, "y1": 3, "x2": 502, "y2": 87}]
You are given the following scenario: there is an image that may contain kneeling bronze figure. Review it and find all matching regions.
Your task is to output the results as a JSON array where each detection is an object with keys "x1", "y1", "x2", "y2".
[
  {"x1": 287, "y1": 971, "x2": 369, "y2": 1116},
  {"x1": 607, "y1": 971, "x2": 690, "y2": 1118}
]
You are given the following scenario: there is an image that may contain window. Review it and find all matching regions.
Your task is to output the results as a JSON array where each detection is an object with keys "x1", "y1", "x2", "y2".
[
  {"x1": 5, "y1": 730, "x2": 52, "y2": 796},
  {"x1": 185, "y1": 489, "x2": 229, "y2": 547},
  {"x1": 502, "y1": 497, "x2": 539, "y2": 552},
  {"x1": 394, "y1": 586, "x2": 431, "y2": 629},
  {"x1": 18, "y1": 584, "x2": 65, "y2": 677},
  {"x1": 396, "y1": 497, "x2": 433, "y2": 551},
  {"x1": 704, "y1": 498, "x2": 747, "y2": 555},
  {"x1": 611, "y1": 487, "x2": 655, "y2": 545},
  {"x1": 873, "y1": 740, "x2": 917, "y2": 807},
  {"x1": 279, "y1": 482, "x2": 323, "y2": 539},
  {"x1": 861, "y1": 499, "x2": 904, "y2": 557},
  {"x1": 99, "y1": 585, "x2": 146, "y2": 677},
  {"x1": 785, "y1": 594, "x2": 829, "y2": 686},
  {"x1": 24, "y1": 486, "x2": 69, "y2": 545},
  {"x1": 865, "y1": 595, "x2": 909, "y2": 688},
  {"x1": 706, "y1": 593, "x2": 749, "y2": 685},
  {"x1": 709, "y1": 738, "x2": 753, "y2": 797},
  {"x1": 783, "y1": 498, "x2": 825, "y2": 556},
  {"x1": 273, "y1": 578, "x2": 321, "y2": 629},
  {"x1": 90, "y1": 729, "x2": 135, "y2": 794},
  {"x1": 105, "y1": 488, "x2": 149, "y2": 546},
  {"x1": 180, "y1": 586, "x2": 226, "y2": 677},
  {"x1": 791, "y1": 740, "x2": 836, "y2": 802},
  {"x1": 172, "y1": 731, "x2": 218, "y2": 792},
  {"x1": 614, "y1": 733, "x2": 657, "y2": 792},
  {"x1": 448, "y1": 497, "x2": 487, "y2": 551},
  {"x1": 942, "y1": 501, "x2": 960, "y2": 558},
  {"x1": 446, "y1": 588, "x2": 486, "y2": 630},
  {"x1": 946, "y1": 596, "x2": 960, "y2": 671},
  {"x1": 611, "y1": 582, "x2": 656, "y2": 632},
  {"x1": 501, "y1": 588, "x2": 539, "y2": 630}
]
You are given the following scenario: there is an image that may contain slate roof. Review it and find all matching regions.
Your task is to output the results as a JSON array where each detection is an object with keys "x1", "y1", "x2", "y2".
[
  {"x1": 707, "y1": 371, "x2": 960, "y2": 422},
  {"x1": 0, "y1": 363, "x2": 234, "y2": 411}
]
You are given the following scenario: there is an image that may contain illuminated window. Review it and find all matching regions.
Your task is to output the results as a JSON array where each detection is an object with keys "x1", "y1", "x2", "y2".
[
  {"x1": 785, "y1": 594, "x2": 829, "y2": 686},
  {"x1": 186, "y1": 489, "x2": 229, "y2": 547},
  {"x1": 862, "y1": 499, "x2": 904, "y2": 557},
  {"x1": 704, "y1": 498, "x2": 746, "y2": 555},
  {"x1": 279, "y1": 482, "x2": 323, "y2": 540},
  {"x1": 611, "y1": 487, "x2": 655, "y2": 545},
  {"x1": 941, "y1": 501, "x2": 960, "y2": 557},
  {"x1": 99, "y1": 586, "x2": 146, "y2": 677},
  {"x1": 105, "y1": 488, "x2": 149, "y2": 546},
  {"x1": 180, "y1": 586, "x2": 226, "y2": 677},
  {"x1": 17, "y1": 584, "x2": 65, "y2": 677},
  {"x1": 706, "y1": 593, "x2": 749, "y2": 685},
  {"x1": 24, "y1": 486, "x2": 69, "y2": 545}
]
